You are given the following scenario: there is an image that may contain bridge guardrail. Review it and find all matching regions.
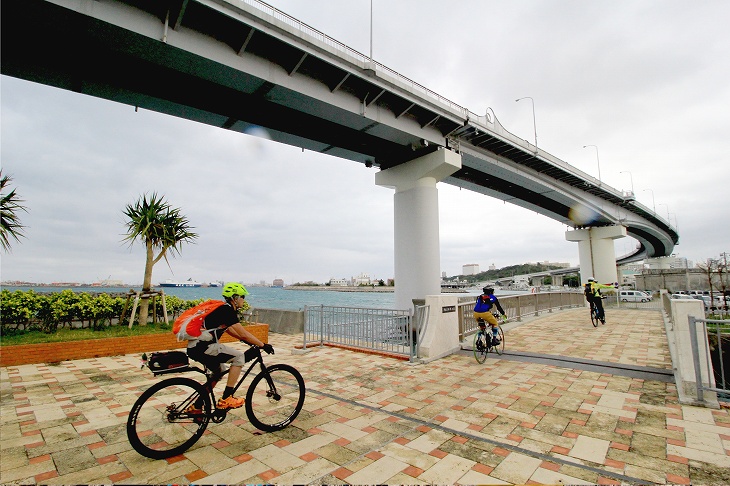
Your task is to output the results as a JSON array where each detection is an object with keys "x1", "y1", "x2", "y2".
[{"x1": 237, "y1": 0, "x2": 470, "y2": 118}]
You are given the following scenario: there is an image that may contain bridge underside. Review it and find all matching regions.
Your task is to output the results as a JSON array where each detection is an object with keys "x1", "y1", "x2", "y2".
[{"x1": 1, "y1": 0, "x2": 677, "y2": 263}]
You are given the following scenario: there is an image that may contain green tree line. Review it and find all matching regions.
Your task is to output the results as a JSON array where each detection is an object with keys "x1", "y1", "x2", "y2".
[{"x1": 445, "y1": 263, "x2": 574, "y2": 285}]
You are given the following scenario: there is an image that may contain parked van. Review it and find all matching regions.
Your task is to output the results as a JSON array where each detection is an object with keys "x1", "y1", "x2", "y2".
[{"x1": 619, "y1": 290, "x2": 652, "y2": 302}]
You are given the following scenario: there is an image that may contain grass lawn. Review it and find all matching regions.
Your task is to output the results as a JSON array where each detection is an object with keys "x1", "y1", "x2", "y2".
[{"x1": 1, "y1": 323, "x2": 172, "y2": 346}]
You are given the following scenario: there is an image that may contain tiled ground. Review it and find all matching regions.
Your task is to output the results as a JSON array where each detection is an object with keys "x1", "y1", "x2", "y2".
[{"x1": 2, "y1": 308, "x2": 729, "y2": 485}]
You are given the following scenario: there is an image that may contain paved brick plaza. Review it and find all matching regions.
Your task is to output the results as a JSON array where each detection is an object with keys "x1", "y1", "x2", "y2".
[{"x1": 2, "y1": 308, "x2": 729, "y2": 484}]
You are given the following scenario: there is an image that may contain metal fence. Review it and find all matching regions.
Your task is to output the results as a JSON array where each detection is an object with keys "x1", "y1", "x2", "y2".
[
  {"x1": 458, "y1": 291, "x2": 585, "y2": 340},
  {"x1": 688, "y1": 316, "x2": 730, "y2": 403},
  {"x1": 303, "y1": 305, "x2": 430, "y2": 361}
]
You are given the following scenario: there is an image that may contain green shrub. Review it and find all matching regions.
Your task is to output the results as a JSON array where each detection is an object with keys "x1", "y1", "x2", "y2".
[{"x1": 1, "y1": 289, "x2": 199, "y2": 339}]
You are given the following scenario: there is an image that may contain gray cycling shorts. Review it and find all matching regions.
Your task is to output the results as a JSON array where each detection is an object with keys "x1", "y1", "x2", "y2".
[{"x1": 188, "y1": 342, "x2": 246, "y2": 370}]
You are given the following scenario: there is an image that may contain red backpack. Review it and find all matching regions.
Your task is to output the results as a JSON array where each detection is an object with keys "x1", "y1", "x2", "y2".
[{"x1": 172, "y1": 300, "x2": 226, "y2": 341}]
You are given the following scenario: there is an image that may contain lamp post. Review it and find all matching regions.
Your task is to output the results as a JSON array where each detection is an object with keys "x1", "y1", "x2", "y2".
[
  {"x1": 620, "y1": 171, "x2": 634, "y2": 194},
  {"x1": 658, "y1": 203, "x2": 670, "y2": 222},
  {"x1": 369, "y1": 0, "x2": 373, "y2": 60},
  {"x1": 515, "y1": 97, "x2": 537, "y2": 152},
  {"x1": 643, "y1": 189, "x2": 656, "y2": 213},
  {"x1": 582, "y1": 144, "x2": 601, "y2": 183}
]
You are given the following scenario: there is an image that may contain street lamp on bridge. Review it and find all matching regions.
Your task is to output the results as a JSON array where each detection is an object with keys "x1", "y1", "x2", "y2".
[
  {"x1": 620, "y1": 171, "x2": 634, "y2": 196},
  {"x1": 582, "y1": 144, "x2": 602, "y2": 183},
  {"x1": 515, "y1": 97, "x2": 537, "y2": 153},
  {"x1": 643, "y1": 188, "x2": 656, "y2": 214},
  {"x1": 658, "y1": 203, "x2": 671, "y2": 222}
]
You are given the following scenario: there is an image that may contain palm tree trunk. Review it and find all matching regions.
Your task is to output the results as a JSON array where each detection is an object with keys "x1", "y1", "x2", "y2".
[{"x1": 138, "y1": 242, "x2": 154, "y2": 326}]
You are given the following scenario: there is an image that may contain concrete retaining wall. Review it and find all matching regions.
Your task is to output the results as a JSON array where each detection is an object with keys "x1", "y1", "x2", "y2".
[{"x1": 249, "y1": 308, "x2": 304, "y2": 334}]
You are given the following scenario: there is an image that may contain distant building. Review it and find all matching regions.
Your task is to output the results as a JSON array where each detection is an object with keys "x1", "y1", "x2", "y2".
[
  {"x1": 462, "y1": 264, "x2": 479, "y2": 275},
  {"x1": 352, "y1": 273, "x2": 371, "y2": 286},
  {"x1": 272, "y1": 278, "x2": 284, "y2": 287},
  {"x1": 645, "y1": 256, "x2": 692, "y2": 270},
  {"x1": 488, "y1": 263, "x2": 496, "y2": 271},
  {"x1": 329, "y1": 278, "x2": 348, "y2": 287}
]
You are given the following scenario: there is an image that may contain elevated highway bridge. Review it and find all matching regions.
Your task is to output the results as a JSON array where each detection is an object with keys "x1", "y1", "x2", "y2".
[{"x1": 1, "y1": 0, "x2": 678, "y2": 309}]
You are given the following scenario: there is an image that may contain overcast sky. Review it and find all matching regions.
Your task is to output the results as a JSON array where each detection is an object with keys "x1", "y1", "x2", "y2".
[{"x1": 2, "y1": 0, "x2": 729, "y2": 286}]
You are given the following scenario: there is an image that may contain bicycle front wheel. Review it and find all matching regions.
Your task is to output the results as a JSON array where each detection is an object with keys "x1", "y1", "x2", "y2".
[
  {"x1": 245, "y1": 364, "x2": 305, "y2": 432},
  {"x1": 473, "y1": 331, "x2": 488, "y2": 364},
  {"x1": 127, "y1": 377, "x2": 211, "y2": 459}
]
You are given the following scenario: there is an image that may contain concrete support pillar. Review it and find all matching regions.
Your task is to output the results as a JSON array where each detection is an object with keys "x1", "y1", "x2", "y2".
[
  {"x1": 418, "y1": 294, "x2": 462, "y2": 361},
  {"x1": 566, "y1": 225, "x2": 626, "y2": 284},
  {"x1": 553, "y1": 275, "x2": 563, "y2": 286},
  {"x1": 375, "y1": 148, "x2": 461, "y2": 310}
]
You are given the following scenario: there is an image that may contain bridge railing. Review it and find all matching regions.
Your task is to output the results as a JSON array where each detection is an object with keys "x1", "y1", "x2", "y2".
[
  {"x1": 457, "y1": 291, "x2": 585, "y2": 341},
  {"x1": 237, "y1": 0, "x2": 470, "y2": 118}
]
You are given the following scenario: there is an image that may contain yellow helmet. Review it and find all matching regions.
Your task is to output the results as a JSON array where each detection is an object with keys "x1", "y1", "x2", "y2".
[{"x1": 222, "y1": 282, "x2": 249, "y2": 298}]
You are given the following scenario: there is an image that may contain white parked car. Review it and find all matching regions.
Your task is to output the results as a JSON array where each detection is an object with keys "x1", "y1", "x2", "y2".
[
  {"x1": 693, "y1": 295, "x2": 713, "y2": 309},
  {"x1": 671, "y1": 294, "x2": 696, "y2": 301},
  {"x1": 619, "y1": 290, "x2": 652, "y2": 302},
  {"x1": 713, "y1": 295, "x2": 730, "y2": 308}
]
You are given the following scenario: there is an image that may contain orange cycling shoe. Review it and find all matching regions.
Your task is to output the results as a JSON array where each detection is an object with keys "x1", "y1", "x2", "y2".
[
  {"x1": 185, "y1": 403, "x2": 203, "y2": 414},
  {"x1": 217, "y1": 396, "x2": 245, "y2": 410}
]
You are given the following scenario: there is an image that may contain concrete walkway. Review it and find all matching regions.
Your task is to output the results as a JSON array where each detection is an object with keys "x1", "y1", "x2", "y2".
[{"x1": 2, "y1": 308, "x2": 729, "y2": 485}]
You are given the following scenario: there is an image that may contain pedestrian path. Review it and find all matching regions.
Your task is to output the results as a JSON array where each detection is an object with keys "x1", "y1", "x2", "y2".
[{"x1": 2, "y1": 307, "x2": 729, "y2": 484}]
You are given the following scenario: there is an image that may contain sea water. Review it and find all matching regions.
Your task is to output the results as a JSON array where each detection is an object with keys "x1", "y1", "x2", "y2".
[
  {"x1": 3, "y1": 285, "x2": 517, "y2": 311},
  {"x1": 2, "y1": 285, "x2": 396, "y2": 310}
]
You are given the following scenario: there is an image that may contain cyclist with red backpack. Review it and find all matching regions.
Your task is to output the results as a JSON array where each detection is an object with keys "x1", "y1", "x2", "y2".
[{"x1": 186, "y1": 282, "x2": 274, "y2": 410}]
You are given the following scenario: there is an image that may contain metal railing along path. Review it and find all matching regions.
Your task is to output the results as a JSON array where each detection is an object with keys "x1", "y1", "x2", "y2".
[
  {"x1": 458, "y1": 291, "x2": 585, "y2": 341},
  {"x1": 689, "y1": 316, "x2": 730, "y2": 403},
  {"x1": 303, "y1": 305, "x2": 430, "y2": 362}
]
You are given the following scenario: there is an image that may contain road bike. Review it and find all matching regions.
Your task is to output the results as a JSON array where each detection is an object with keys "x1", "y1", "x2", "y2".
[
  {"x1": 473, "y1": 315, "x2": 505, "y2": 363},
  {"x1": 127, "y1": 344, "x2": 305, "y2": 459},
  {"x1": 589, "y1": 298, "x2": 607, "y2": 327}
]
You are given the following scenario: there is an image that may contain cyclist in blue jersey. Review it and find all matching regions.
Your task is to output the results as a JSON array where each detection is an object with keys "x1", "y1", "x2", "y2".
[{"x1": 473, "y1": 287, "x2": 507, "y2": 344}]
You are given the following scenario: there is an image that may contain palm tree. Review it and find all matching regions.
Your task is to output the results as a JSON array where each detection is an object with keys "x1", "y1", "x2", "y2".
[
  {"x1": 123, "y1": 193, "x2": 198, "y2": 325},
  {"x1": 1, "y1": 171, "x2": 29, "y2": 252}
]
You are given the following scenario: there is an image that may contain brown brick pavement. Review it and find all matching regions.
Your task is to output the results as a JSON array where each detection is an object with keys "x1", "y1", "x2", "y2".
[{"x1": 2, "y1": 308, "x2": 729, "y2": 485}]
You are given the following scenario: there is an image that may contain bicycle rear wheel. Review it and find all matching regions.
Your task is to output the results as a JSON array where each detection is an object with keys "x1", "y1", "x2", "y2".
[
  {"x1": 245, "y1": 364, "x2": 305, "y2": 432},
  {"x1": 591, "y1": 308, "x2": 598, "y2": 327},
  {"x1": 127, "y1": 377, "x2": 211, "y2": 459},
  {"x1": 473, "y1": 331, "x2": 488, "y2": 364}
]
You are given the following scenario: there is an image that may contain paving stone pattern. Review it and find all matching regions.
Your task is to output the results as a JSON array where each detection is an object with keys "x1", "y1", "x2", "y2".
[{"x1": 2, "y1": 308, "x2": 729, "y2": 484}]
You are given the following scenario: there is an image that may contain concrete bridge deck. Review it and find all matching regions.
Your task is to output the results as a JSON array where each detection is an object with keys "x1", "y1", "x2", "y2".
[{"x1": 2, "y1": 308, "x2": 729, "y2": 484}]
